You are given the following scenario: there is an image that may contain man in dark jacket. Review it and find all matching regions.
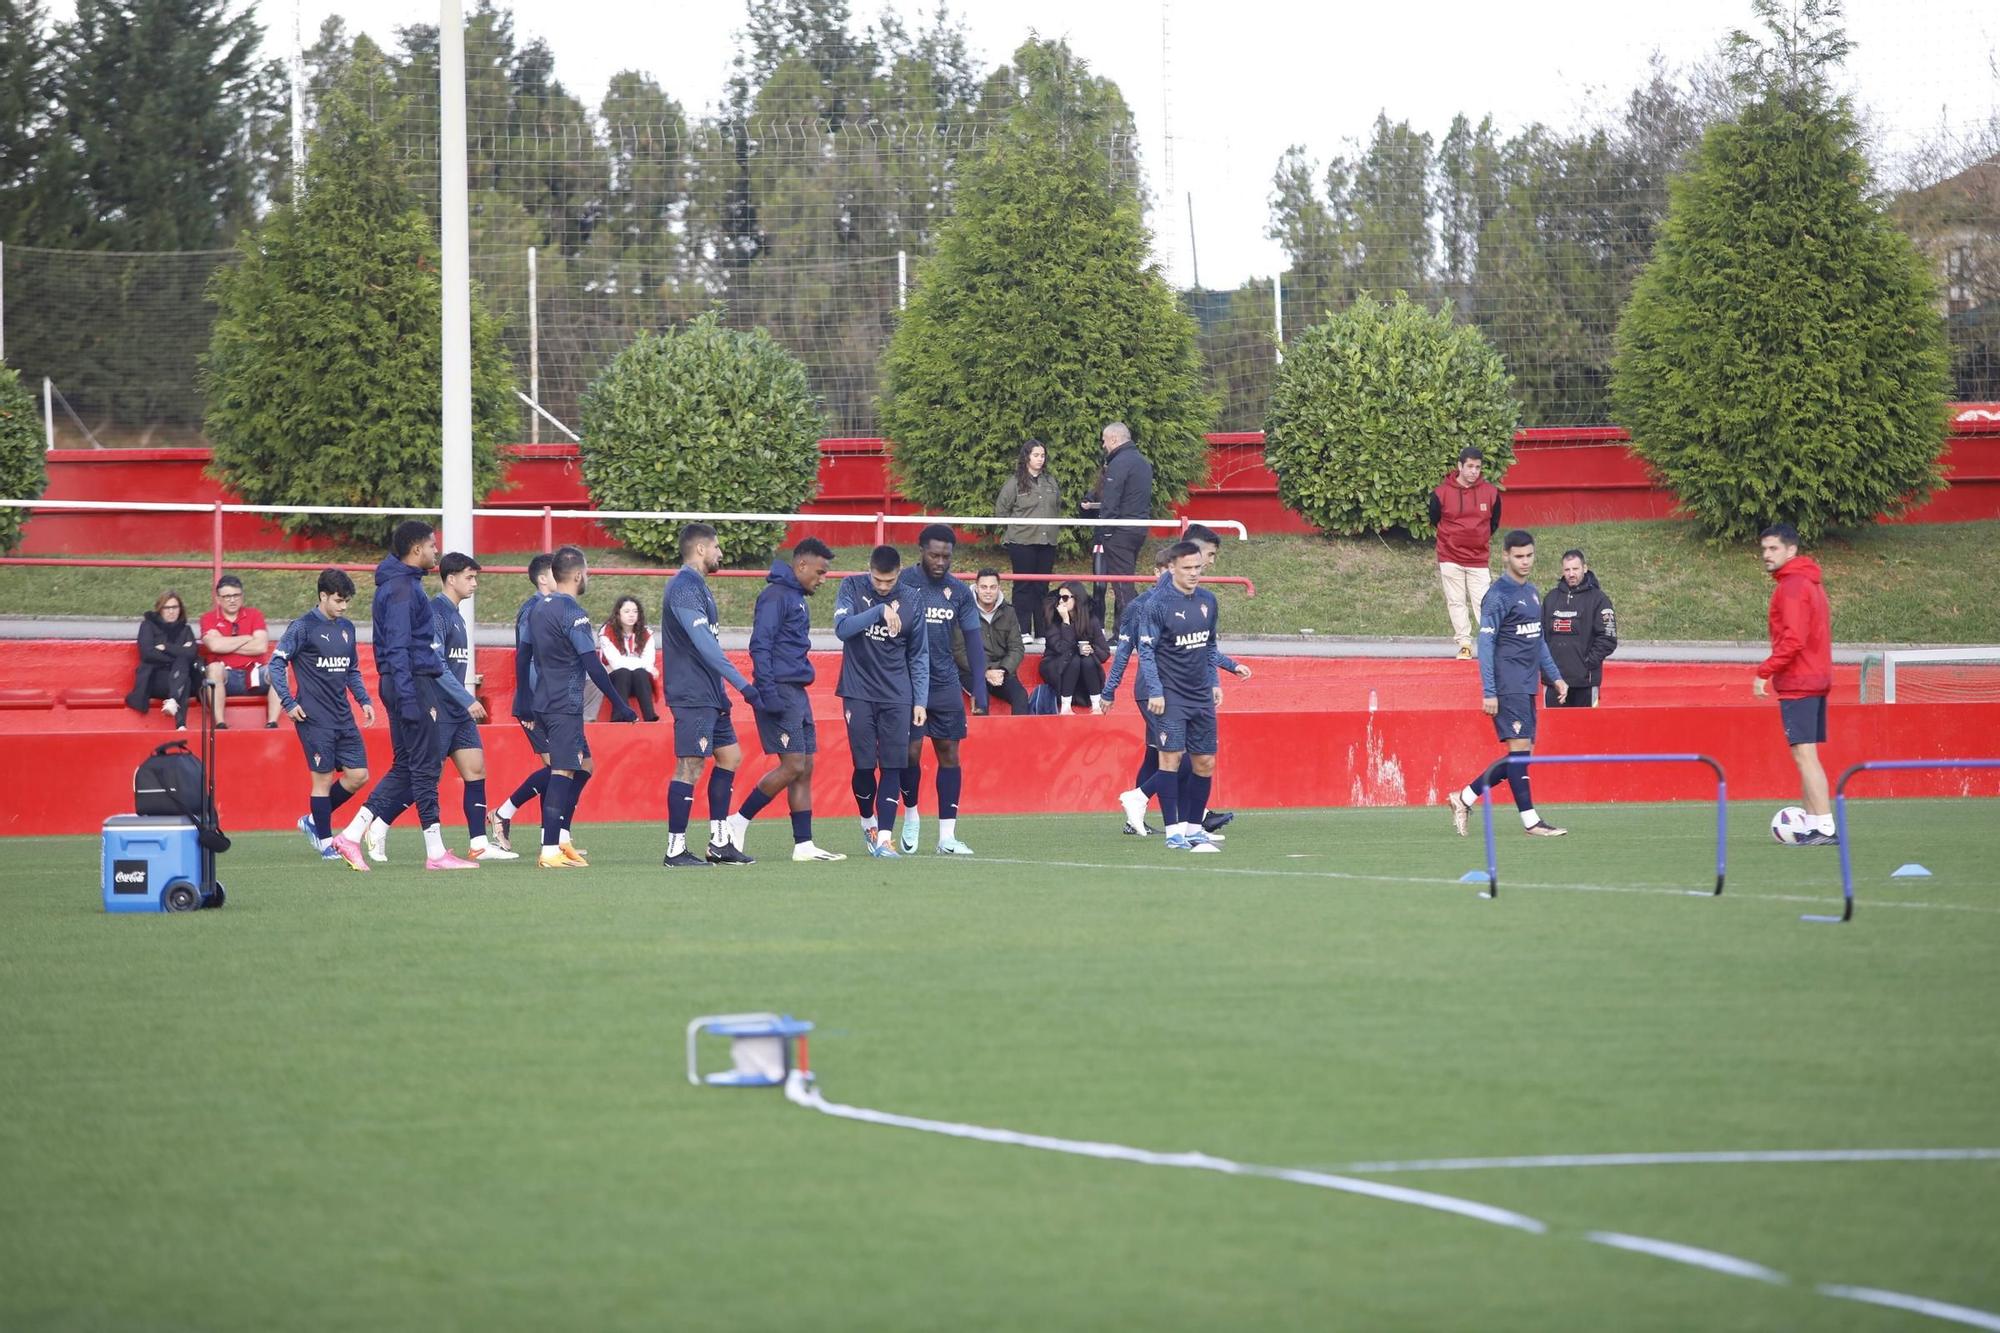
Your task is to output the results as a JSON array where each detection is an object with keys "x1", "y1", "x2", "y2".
[
  {"x1": 1083, "y1": 421, "x2": 1155, "y2": 631},
  {"x1": 1541, "y1": 549, "x2": 1617, "y2": 707},
  {"x1": 327, "y1": 520, "x2": 483, "y2": 873},
  {"x1": 1754, "y1": 523, "x2": 1837, "y2": 845},
  {"x1": 729, "y1": 538, "x2": 845, "y2": 862},
  {"x1": 956, "y1": 569, "x2": 1030, "y2": 714},
  {"x1": 1428, "y1": 446, "x2": 1503, "y2": 660}
]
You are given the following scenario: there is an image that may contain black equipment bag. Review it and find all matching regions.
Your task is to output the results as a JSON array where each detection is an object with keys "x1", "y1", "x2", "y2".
[{"x1": 134, "y1": 729, "x2": 231, "y2": 854}]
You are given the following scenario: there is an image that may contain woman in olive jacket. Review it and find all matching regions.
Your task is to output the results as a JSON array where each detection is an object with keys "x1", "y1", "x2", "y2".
[
  {"x1": 127, "y1": 589, "x2": 201, "y2": 726},
  {"x1": 993, "y1": 439, "x2": 1063, "y2": 641}
]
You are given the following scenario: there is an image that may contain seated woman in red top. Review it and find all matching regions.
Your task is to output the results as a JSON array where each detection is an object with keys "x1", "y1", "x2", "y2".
[{"x1": 126, "y1": 589, "x2": 201, "y2": 727}]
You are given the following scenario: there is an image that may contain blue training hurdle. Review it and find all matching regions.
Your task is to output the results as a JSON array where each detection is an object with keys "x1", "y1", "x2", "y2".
[
  {"x1": 1476, "y1": 753, "x2": 1728, "y2": 900},
  {"x1": 1805, "y1": 758, "x2": 2000, "y2": 924}
]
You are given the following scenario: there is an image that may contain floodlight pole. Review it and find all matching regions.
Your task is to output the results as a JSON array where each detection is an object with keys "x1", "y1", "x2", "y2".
[
  {"x1": 289, "y1": 0, "x2": 305, "y2": 206},
  {"x1": 439, "y1": 0, "x2": 476, "y2": 670},
  {"x1": 528, "y1": 246, "x2": 539, "y2": 444},
  {"x1": 1272, "y1": 272, "x2": 1283, "y2": 364}
]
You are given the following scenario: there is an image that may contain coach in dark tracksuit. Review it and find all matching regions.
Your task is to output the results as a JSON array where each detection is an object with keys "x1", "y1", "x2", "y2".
[
  {"x1": 1541, "y1": 550, "x2": 1618, "y2": 707},
  {"x1": 1083, "y1": 422, "x2": 1155, "y2": 631}
]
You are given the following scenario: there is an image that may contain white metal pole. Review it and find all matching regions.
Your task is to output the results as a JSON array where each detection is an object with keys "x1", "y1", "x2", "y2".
[
  {"x1": 439, "y1": 0, "x2": 476, "y2": 668},
  {"x1": 1272, "y1": 272, "x2": 1284, "y2": 364},
  {"x1": 528, "y1": 245, "x2": 539, "y2": 445},
  {"x1": 897, "y1": 249, "x2": 907, "y2": 311},
  {"x1": 290, "y1": 0, "x2": 306, "y2": 206},
  {"x1": 43, "y1": 376, "x2": 54, "y2": 452}
]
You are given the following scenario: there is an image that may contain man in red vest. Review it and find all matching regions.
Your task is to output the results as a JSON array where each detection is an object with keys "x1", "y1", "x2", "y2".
[
  {"x1": 1427, "y1": 447, "x2": 1503, "y2": 660},
  {"x1": 1754, "y1": 522, "x2": 1837, "y2": 845}
]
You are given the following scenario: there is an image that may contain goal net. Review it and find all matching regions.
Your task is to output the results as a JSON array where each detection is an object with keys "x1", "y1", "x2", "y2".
[{"x1": 1859, "y1": 648, "x2": 2000, "y2": 703}]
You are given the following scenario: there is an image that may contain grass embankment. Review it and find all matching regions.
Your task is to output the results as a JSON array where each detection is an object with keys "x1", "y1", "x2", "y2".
[{"x1": 3, "y1": 521, "x2": 1995, "y2": 642}]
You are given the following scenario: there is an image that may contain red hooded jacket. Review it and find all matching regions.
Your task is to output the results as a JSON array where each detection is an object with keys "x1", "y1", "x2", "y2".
[
  {"x1": 1430, "y1": 475, "x2": 1502, "y2": 567},
  {"x1": 1756, "y1": 555, "x2": 1832, "y2": 699}
]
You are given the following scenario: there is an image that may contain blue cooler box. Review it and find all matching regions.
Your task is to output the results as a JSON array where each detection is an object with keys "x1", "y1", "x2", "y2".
[{"x1": 102, "y1": 815, "x2": 209, "y2": 914}]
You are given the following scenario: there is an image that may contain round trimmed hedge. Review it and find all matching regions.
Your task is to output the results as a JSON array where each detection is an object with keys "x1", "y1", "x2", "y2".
[
  {"x1": 0, "y1": 366, "x2": 47, "y2": 554},
  {"x1": 579, "y1": 313, "x2": 828, "y2": 566},
  {"x1": 1263, "y1": 293, "x2": 1518, "y2": 538}
]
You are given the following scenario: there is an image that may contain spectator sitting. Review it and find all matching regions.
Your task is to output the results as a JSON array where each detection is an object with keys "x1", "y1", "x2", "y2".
[
  {"x1": 200, "y1": 574, "x2": 281, "y2": 729},
  {"x1": 1042, "y1": 579, "x2": 1111, "y2": 714},
  {"x1": 956, "y1": 568, "x2": 1031, "y2": 715},
  {"x1": 126, "y1": 589, "x2": 200, "y2": 727},
  {"x1": 598, "y1": 595, "x2": 660, "y2": 722}
]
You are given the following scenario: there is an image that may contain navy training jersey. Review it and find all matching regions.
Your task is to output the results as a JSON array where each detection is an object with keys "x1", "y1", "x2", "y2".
[
  {"x1": 899, "y1": 567, "x2": 975, "y2": 694},
  {"x1": 526, "y1": 592, "x2": 597, "y2": 717},
  {"x1": 659, "y1": 566, "x2": 749, "y2": 708},
  {"x1": 1136, "y1": 582, "x2": 1221, "y2": 704},
  {"x1": 1477, "y1": 573, "x2": 1562, "y2": 697},
  {"x1": 430, "y1": 592, "x2": 473, "y2": 716},
  {"x1": 512, "y1": 594, "x2": 540, "y2": 718},
  {"x1": 270, "y1": 609, "x2": 369, "y2": 720},
  {"x1": 832, "y1": 573, "x2": 929, "y2": 704}
]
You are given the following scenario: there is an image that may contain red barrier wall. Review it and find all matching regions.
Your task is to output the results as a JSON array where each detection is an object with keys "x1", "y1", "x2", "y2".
[{"x1": 20, "y1": 406, "x2": 2000, "y2": 556}]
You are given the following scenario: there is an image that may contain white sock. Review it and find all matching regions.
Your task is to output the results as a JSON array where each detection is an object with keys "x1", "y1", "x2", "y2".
[
  {"x1": 496, "y1": 798, "x2": 518, "y2": 819},
  {"x1": 708, "y1": 818, "x2": 724, "y2": 846},
  {"x1": 341, "y1": 808, "x2": 375, "y2": 842},
  {"x1": 1460, "y1": 785, "x2": 1480, "y2": 807},
  {"x1": 668, "y1": 832, "x2": 686, "y2": 858},
  {"x1": 861, "y1": 816, "x2": 878, "y2": 832},
  {"x1": 1814, "y1": 813, "x2": 1836, "y2": 834},
  {"x1": 559, "y1": 826, "x2": 574, "y2": 847},
  {"x1": 469, "y1": 835, "x2": 489, "y2": 852},
  {"x1": 422, "y1": 823, "x2": 446, "y2": 859},
  {"x1": 939, "y1": 817, "x2": 956, "y2": 843},
  {"x1": 727, "y1": 812, "x2": 750, "y2": 840},
  {"x1": 1520, "y1": 808, "x2": 1539, "y2": 828},
  {"x1": 542, "y1": 840, "x2": 560, "y2": 856}
]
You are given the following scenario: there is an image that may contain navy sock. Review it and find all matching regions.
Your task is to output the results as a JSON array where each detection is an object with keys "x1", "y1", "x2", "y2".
[
  {"x1": 1140, "y1": 768, "x2": 1181, "y2": 829},
  {"x1": 566, "y1": 770, "x2": 590, "y2": 834},
  {"x1": 309, "y1": 794, "x2": 333, "y2": 840},
  {"x1": 936, "y1": 766, "x2": 962, "y2": 821},
  {"x1": 707, "y1": 766, "x2": 735, "y2": 822},
  {"x1": 668, "y1": 780, "x2": 695, "y2": 836},
  {"x1": 1468, "y1": 756, "x2": 1512, "y2": 797},
  {"x1": 1135, "y1": 747, "x2": 1159, "y2": 789},
  {"x1": 1185, "y1": 774, "x2": 1212, "y2": 827},
  {"x1": 876, "y1": 770, "x2": 901, "y2": 829},
  {"x1": 542, "y1": 773, "x2": 575, "y2": 848},
  {"x1": 790, "y1": 809, "x2": 813, "y2": 844},
  {"x1": 851, "y1": 769, "x2": 877, "y2": 818},
  {"x1": 463, "y1": 778, "x2": 487, "y2": 840},
  {"x1": 328, "y1": 783, "x2": 356, "y2": 815},
  {"x1": 901, "y1": 763, "x2": 921, "y2": 808},
  {"x1": 739, "y1": 786, "x2": 776, "y2": 822},
  {"x1": 1506, "y1": 756, "x2": 1534, "y2": 812},
  {"x1": 509, "y1": 767, "x2": 549, "y2": 812}
]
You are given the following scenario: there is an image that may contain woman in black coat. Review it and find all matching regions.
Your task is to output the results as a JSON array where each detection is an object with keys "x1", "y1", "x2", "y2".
[
  {"x1": 1041, "y1": 580, "x2": 1111, "y2": 713},
  {"x1": 127, "y1": 590, "x2": 200, "y2": 727}
]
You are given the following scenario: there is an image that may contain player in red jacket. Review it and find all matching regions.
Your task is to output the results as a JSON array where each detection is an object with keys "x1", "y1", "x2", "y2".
[
  {"x1": 1753, "y1": 523, "x2": 1836, "y2": 845},
  {"x1": 1428, "y1": 446, "x2": 1503, "y2": 660}
]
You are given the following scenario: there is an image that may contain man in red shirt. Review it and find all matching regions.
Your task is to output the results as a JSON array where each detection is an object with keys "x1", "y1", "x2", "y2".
[
  {"x1": 1427, "y1": 446, "x2": 1503, "y2": 660},
  {"x1": 200, "y1": 574, "x2": 282, "y2": 728},
  {"x1": 1753, "y1": 523, "x2": 1836, "y2": 845}
]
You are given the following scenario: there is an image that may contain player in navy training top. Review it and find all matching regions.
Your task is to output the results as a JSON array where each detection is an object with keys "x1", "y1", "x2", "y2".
[
  {"x1": 726, "y1": 537, "x2": 846, "y2": 862},
  {"x1": 833, "y1": 544, "x2": 930, "y2": 858},
  {"x1": 894, "y1": 524, "x2": 985, "y2": 856},
  {"x1": 658, "y1": 523, "x2": 762, "y2": 869},
  {"x1": 526, "y1": 546, "x2": 636, "y2": 869},
  {"x1": 1447, "y1": 529, "x2": 1570, "y2": 840},
  {"x1": 1102, "y1": 546, "x2": 1173, "y2": 835},
  {"x1": 489, "y1": 554, "x2": 557, "y2": 854},
  {"x1": 1125, "y1": 540, "x2": 1224, "y2": 851},
  {"x1": 433, "y1": 552, "x2": 514, "y2": 860},
  {"x1": 270, "y1": 567, "x2": 376, "y2": 860}
]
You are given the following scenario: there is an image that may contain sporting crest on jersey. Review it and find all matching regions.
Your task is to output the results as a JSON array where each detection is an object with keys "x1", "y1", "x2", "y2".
[
  {"x1": 1199, "y1": 604, "x2": 1209, "y2": 620},
  {"x1": 779, "y1": 731, "x2": 790, "y2": 748},
  {"x1": 1511, "y1": 720, "x2": 1523, "y2": 735},
  {"x1": 698, "y1": 736, "x2": 710, "y2": 753},
  {"x1": 943, "y1": 587, "x2": 953, "y2": 600}
]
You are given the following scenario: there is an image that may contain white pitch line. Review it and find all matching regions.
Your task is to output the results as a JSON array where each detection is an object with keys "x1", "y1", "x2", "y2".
[
  {"x1": 976, "y1": 856, "x2": 2000, "y2": 917},
  {"x1": 1819, "y1": 1284, "x2": 2000, "y2": 1330},
  {"x1": 1585, "y1": 1231, "x2": 1788, "y2": 1283},
  {"x1": 1332, "y1": 1148, "x2": 2000, "y2": 1174}
]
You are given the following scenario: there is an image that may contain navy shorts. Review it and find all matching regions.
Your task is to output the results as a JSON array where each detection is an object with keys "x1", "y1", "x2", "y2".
[
  {"x1": 221, "y1": 665, "x2": 268, "y2": 696},
  {"x1": 922, "y1": 691, "x2": 968, "y2": 742},
  {"x1": 754, "y1": 684, "x2": 816, "y2": 756},
  {"x1": 844, "y1": 699, "x2": 912, "y2": 770},
  {"x1": 517, "y1": 715, "x2": 550, "y2": 757},
  {"x1": 540, "y1": 711, "x2": 590, "y2": 770},
  {"x1": 434, "y1": 711, "x2": 482, "y2": 762},
  {"x1": 296, "y1": 720, "x2": 366, "y2": 774},
  {"x1": 1492, "y1": 693, "x2": 1537, "y2": 743},
  {"x1": 671, "y1": 705, "x2": 738, "y2": 758},
  {"x1": 1779, "y1": 695, "x2": 1828, "y2": 746},
  {"x1": 1148, "y1": 698, "x2": 1218, "y2": 756}
]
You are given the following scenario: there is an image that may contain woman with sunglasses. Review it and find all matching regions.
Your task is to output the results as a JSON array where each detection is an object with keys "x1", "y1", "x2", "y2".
[
  {"x1": 126, "y1": 590, "x2": 201, "y2": 726},
  {"x1": 1041, "y1": 580, "x2": 1111, "y2": 714}
]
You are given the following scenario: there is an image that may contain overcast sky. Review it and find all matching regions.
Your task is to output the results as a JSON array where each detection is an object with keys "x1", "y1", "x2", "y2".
[{"x1": 126, "y1": 1, "x2": 2000, "y2": 285}]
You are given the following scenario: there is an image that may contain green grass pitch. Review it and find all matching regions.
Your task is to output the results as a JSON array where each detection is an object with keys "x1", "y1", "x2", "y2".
[{"x1": 3, "y1": 799, "x2": 1997, "y2": 1331}]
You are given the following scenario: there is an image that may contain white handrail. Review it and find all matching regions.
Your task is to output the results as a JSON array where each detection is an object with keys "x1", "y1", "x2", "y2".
[{"x1": 0, "y1": 497, "x2": 1249, "y2": 539}]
